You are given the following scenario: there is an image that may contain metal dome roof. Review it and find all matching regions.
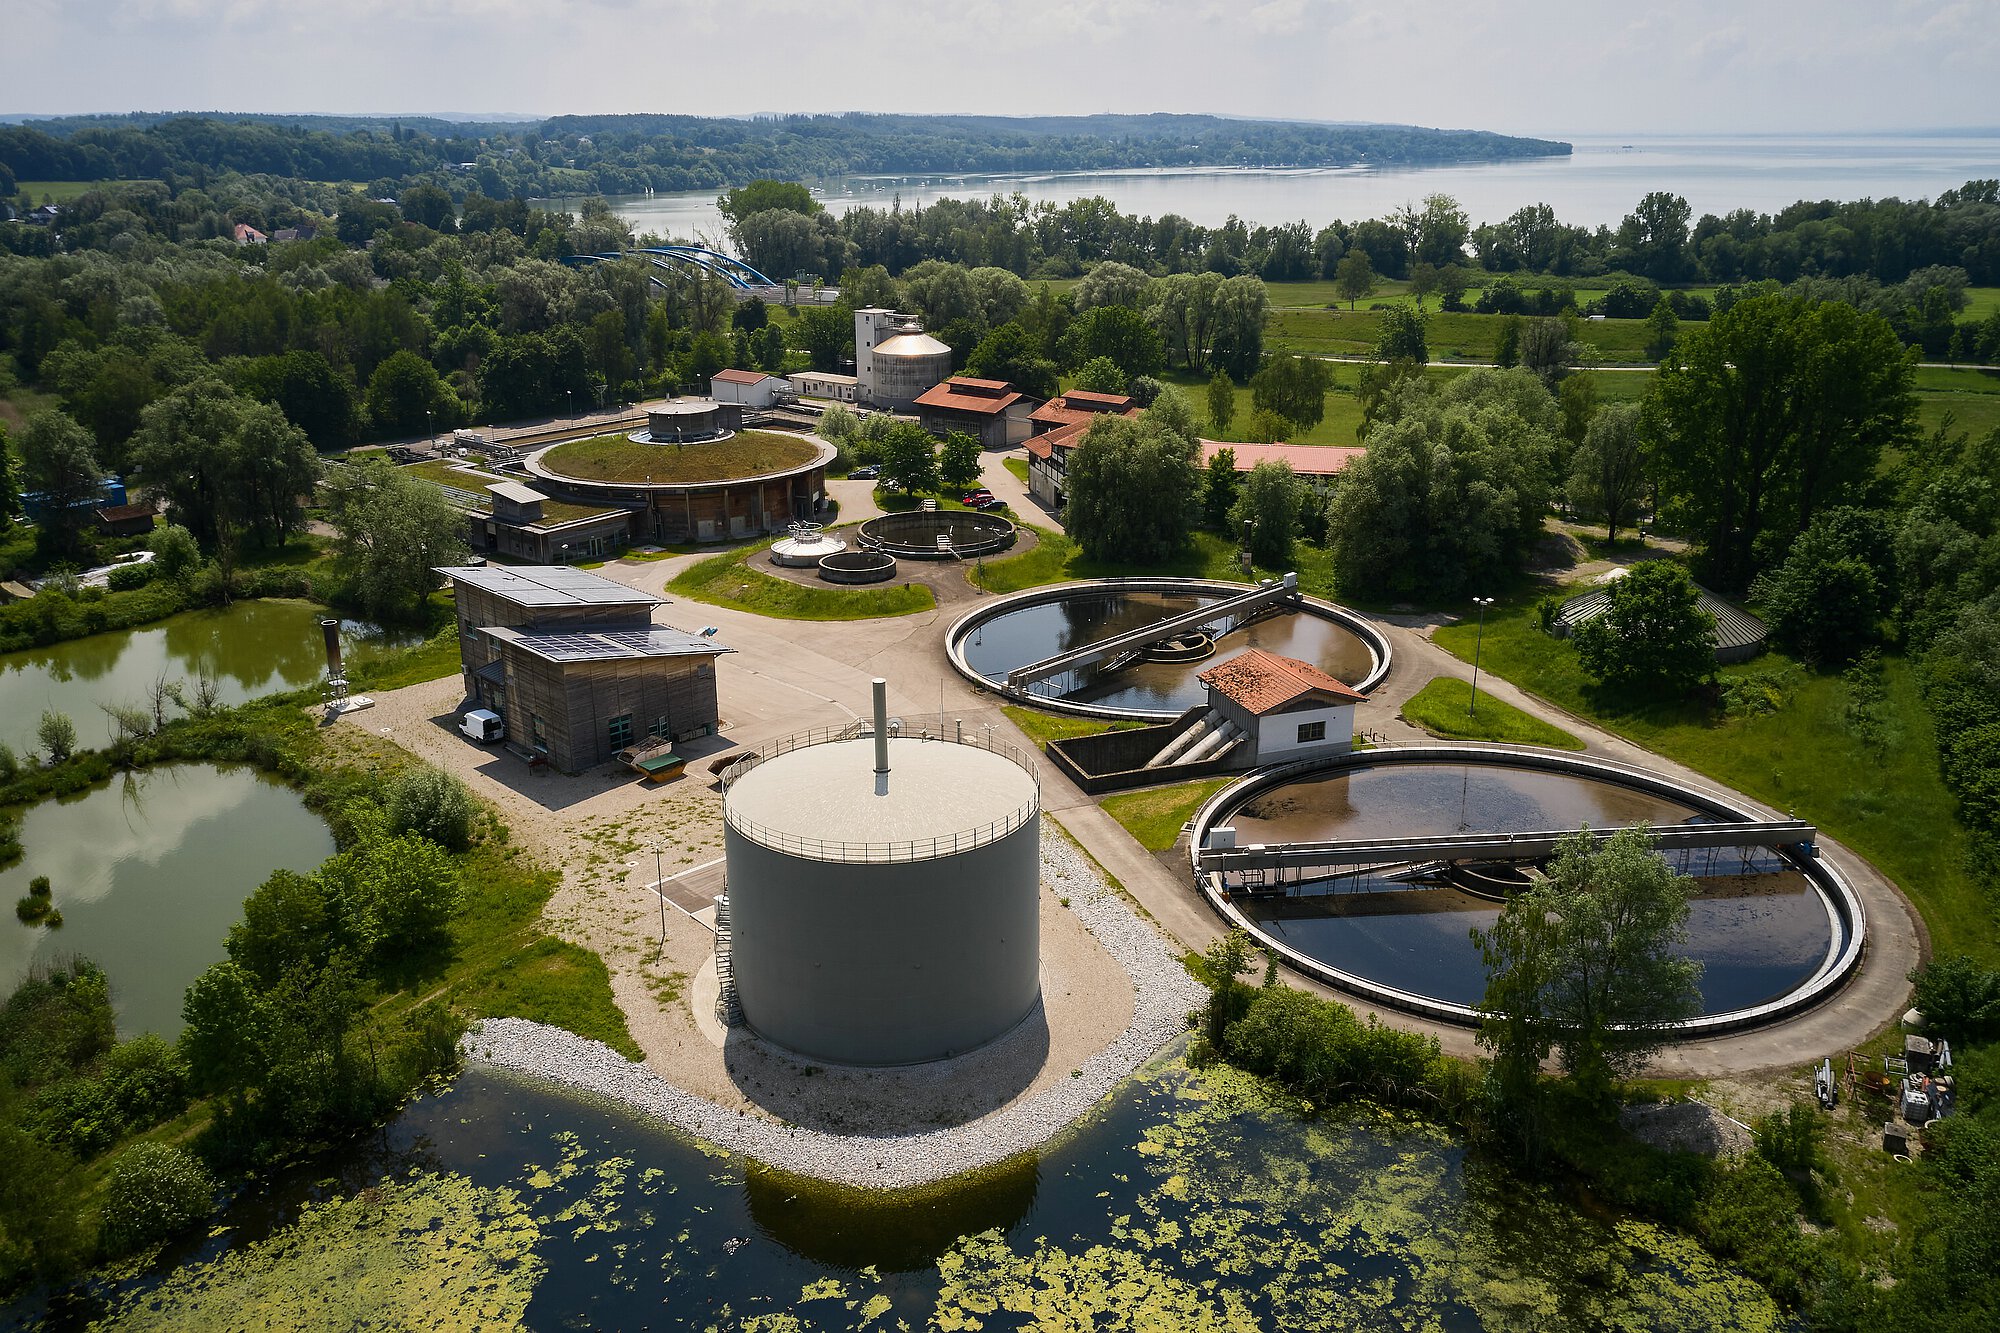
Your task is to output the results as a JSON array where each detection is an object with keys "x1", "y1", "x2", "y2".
[{"x1": 872, "y1": 332, "x2": 951, "y2": 358}]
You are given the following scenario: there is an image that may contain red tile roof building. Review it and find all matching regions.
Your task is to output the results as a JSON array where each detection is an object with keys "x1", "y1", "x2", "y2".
[
  {"x1": 1197, "y1": 440, "x2": 1365, "y2": 482},
  {"x1": 914, "y1": 378, "x2": 1037, "y2": 450},
  {"x1": 1197, "y1": 648, "x2": 1363, "y2": 764}
]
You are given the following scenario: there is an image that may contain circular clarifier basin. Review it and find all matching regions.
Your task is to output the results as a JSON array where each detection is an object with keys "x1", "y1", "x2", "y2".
[
  {"x1": 1196, "y1": 752, "x2": 1861, "y2": 1031},
  {"x1": 950, "y1": 581, "x2": 1387, "y2": 719}
]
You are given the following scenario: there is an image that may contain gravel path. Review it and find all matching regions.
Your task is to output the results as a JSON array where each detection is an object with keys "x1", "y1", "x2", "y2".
[{"x1": 463, "y1": 824, "x2": 1204, "y2": 1189}]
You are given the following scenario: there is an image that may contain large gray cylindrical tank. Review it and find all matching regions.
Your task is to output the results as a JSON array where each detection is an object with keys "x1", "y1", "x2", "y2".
[{"x1": 723, "y1": 733, "x2": 1041, "y2": 1065}]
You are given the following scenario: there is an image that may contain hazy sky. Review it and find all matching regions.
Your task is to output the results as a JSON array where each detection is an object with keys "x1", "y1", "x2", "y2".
[{"x1": 7, "y1": 0, "x2": 1995, "y2": 135}]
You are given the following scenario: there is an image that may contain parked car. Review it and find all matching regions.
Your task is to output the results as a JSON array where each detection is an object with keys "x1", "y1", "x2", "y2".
[
  {"x1": 961, "y1": 489, "x2": 995, "y2": 506},
  {"x1": 849, "y1": 465, "x2": 880, "y2": 480},
  {"x1": 459, "y1": 708, "x2": 505, "y2": 743}
]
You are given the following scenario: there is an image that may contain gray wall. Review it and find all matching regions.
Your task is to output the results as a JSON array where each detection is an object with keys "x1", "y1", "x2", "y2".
[{"x1": 725, "y1": 817, "x2": 1042, "y2": 1065}]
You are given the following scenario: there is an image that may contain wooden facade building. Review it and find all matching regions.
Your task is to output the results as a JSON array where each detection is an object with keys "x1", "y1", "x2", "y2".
[{"x1": 439, "y1": 565, "x2": 731, "y2": 773}]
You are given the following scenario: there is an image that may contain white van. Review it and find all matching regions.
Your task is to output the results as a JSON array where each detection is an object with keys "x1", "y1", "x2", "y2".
[{"x1": 459, "y1": 708, "x2": 505, "y2": 743}]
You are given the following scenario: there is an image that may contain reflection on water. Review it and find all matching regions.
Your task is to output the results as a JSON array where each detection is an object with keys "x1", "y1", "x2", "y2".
[
  {"x1": 964, "y1": 593, "x2": 1374, "y2": 713},
  {"x1": 0, "y1": 764, "x2": 336, "y2": 1037},
  {"x1": 0, "y1": 600, "x2": 417, "y2": 754},
  {"x1": 45, "y1": 1062, "x2": 1784, "y2": 1331},
  {"x1": 1228, "y1": 762, "x2": 1839, "y2": 1016}
]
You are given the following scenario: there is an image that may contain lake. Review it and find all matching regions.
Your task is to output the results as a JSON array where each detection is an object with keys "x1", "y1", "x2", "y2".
[
  {"x1": 38, "y1": 1059, "x2": 1783, "y2": 1331},
  {"x1": 0, "y1": 599, "x2": 417, "y2": 756},
  {"x1": 0, "y1": 763, "x2": 336, "y2": 1038},
  {"x1": 580, "y1": 133, "x2": 2000, "y2": 247}
]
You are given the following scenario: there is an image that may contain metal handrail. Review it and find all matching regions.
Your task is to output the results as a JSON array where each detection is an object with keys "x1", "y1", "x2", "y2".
[{"x1": 720, "y1": 718, "x2": 1041, "y2": 864}]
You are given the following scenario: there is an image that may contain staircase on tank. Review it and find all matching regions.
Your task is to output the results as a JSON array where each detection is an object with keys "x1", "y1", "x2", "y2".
[{"x1": 713, "y1": 893, "x2": 742, "y2": 1026}]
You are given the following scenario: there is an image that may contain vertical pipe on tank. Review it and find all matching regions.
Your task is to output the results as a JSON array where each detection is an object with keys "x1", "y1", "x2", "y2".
[
  {"x1": 320, "y1": 619, "x2": 344, "y2": 678},
  {"x1": 872, "y1": 678, "x2": 890, "y2": 775}
]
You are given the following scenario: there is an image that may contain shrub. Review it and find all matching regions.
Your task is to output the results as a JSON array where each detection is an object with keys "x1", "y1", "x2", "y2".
[
  {"x1": 37, "y1": 711, "x2": 77, "y2": 763},
  {"x1": 1908, "y1": 955, "x2": 2000, "y2": 1040},
  {"x1": 1753, "y1": 1102, "x2": 1824, "y2": 1174},
  {"x1": 147, "y1": 523, "x2": 201, "y2": 581},
  {"x1": 385, "y1": 766, "x2": 476, "y2": 851},
  {"x1": 105, "y1": 562, "x2": 154, "y2": 592},
  {"x1": 99, "y1": 1143, "x2": 216, "y2": 1254}
]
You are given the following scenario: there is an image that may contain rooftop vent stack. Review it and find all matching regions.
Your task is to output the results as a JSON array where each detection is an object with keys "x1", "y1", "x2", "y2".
[{"x1": 873, "y1": 678, "x2": 890, "y2": 776}]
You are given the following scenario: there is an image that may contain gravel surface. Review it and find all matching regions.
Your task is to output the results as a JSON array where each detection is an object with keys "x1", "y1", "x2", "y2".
[{"x1": 463, "y1": 826, "x2": 1204, "y2": 1189}]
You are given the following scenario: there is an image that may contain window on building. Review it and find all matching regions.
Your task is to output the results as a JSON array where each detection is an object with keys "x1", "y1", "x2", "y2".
[
  {"x1": 648, "y1": 714, "x2": 670, "y2": 739},
  {"x1": 1296, "y1": 720, "x2": 1327, "y2": 743},
  {"x1": 530, "y1": 713, "x2": 548, "y2": 750},
  {"x1": 609, "y1": 714, "x2": 634, "y2": 749}
]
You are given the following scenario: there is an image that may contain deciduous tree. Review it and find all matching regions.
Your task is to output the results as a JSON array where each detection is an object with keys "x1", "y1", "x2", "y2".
[
  {"x1": 1650, "y1": 294, "x2": 1916, "y2": 591},
  {"x1": 1250, "y1": 355, "x2": 1332, "y2": 431},
  {"x1": 322, "y1": 457, "x2": 467, "y2": 620},
  {"x1": 1230, "y1": 460, "x2": 1300, "y2": 567},
  {"x1": 1473, "y1": 825, "x2": 1704, "y2": 1107},
  {"x1": 17, "y1": 409, "x2": 103, "y2": 557},
  {"x1": 1566, "y1": 401, "x2": 1647, "y2": 543},
  {"x1": 1334, "y1": 250, "x2": 1376, "y2": 309},
  {"x1": 1573, "y1": 558, "x2": 1716, "y2": 691}
]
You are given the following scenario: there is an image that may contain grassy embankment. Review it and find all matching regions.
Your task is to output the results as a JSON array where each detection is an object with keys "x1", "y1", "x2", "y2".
[
  {"x1": 999, "y1": 703, "x2": 1141, "y2": 748},
  {"x1": 668, "y1": 538, "x2": 935, "y2": 619},
  {"x1": 1398, "y1": 676, "x2": 1585, "y2": 749},
  {"x1": 1431, "y1": 593, "x2": 1995, "y2": 963},
  {"x1": 1100, "y1": 778, "x2": 1235, "y2": 852}
]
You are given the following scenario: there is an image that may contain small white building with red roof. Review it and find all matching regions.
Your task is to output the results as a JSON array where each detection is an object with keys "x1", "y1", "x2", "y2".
[
  {"x1": 709, "y1": 368, "x2": 790, "y2": 410},
  {"x1": 1197, "y1": 648, "x2": 1364, "y2": 763}
]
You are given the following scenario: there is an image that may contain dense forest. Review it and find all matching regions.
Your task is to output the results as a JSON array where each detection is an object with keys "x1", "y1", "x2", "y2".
[{"x1": 0, "y1": 112, "x2": 1569, "y2": 199}]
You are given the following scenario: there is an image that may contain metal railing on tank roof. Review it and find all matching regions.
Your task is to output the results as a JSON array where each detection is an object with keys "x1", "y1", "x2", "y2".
[{"x1": 719, "y1": 716, "x2": 1040, "y2": 864}]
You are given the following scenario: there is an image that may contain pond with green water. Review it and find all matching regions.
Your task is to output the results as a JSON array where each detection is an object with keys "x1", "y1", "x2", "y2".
[
  {"x1": 1, "y1": 764, "x2": 335, "y2": 1038},
  {"x1": 0, "y1": 600, "x2": 418, "y2": 756},
  {"x1": 41, "y1": 1059, "x2": 1785, "y2": 1331}
]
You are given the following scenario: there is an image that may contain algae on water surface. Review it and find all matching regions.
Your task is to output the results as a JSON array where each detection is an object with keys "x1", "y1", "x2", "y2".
[{"x1": 83, "y1": 1062, "x2": 1783, "y2": 1331}]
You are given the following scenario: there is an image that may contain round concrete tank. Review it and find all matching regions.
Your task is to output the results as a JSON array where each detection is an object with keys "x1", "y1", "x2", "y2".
[{"x1": 722, "y1": 728, "x2": 1041, "y2": 1065}]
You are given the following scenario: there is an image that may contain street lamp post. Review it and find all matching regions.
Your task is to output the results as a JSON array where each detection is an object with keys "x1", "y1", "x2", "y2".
[
  {"x1": 566, "y1": 389, "x2": 574, "y2": 425},
  {"x1": 1467, "y1": 596, "x2": 1495, "y2": 718},
  {"x1": 427, "y1": 409, "x2": 435, "y2": 451},
  {"x1": 651, "y1": 841, "x2": 666, "y2": 960}
]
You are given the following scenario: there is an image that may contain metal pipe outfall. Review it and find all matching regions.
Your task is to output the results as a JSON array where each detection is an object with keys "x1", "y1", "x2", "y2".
[{"x1": 873, "y1": 678, "x2": 890, "y2": 776}]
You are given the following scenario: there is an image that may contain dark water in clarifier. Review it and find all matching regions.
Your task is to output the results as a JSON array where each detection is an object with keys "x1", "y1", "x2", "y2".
[
  {"x1": 27, "y1": 1062, "x2": 1787, "y2": 1331},
  {"x1": 1227, "y1": 762, "x2": 1839, "y2": 1016},
  {"x1": 963, "y1": 592, "x2": 1375, "y2": 713}
]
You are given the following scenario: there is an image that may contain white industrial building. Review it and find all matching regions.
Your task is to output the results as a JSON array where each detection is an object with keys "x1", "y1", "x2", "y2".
[{"x1": 709, "y1": 368, "x2": 790, "y2": 410}]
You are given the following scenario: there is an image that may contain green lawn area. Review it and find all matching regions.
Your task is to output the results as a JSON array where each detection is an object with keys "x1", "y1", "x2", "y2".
[
  {"x1": 11, "y1": 179, "x2": 138, "y2": 204},
  {"x1": 1399, "y1": 676, "x2": 1584, "y2": 749},
  {"x1": 1100, "y1": 777, "x2": 1236, "y2": 852},
  {"x1": 1000, "y1": 703, "x2": 1142, "y2": 748},
  {"x1": 1266, "y1": 306, "x2": 1655, "y2": 365},
  {"x1": 668, "y1": 540, "x2": 935, "y2": 619},
  {"x1": 1003, "y1": 457, "x2": 1030, "y2": 484},
  {"x1": 1431, "y1": 597, "x2": 1997, "y2": 961},
  {"x1": 541, "y1": 429, "x2": 818, "y2": 484},
  {"x1": 1912, "y1": 365, "x2": 2000, "y2": 438}
]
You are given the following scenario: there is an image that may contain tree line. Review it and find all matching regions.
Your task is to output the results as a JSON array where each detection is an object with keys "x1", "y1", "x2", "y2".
[{"x1": 0, "y1": 111, "x2": 1567, "y2": 202}]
